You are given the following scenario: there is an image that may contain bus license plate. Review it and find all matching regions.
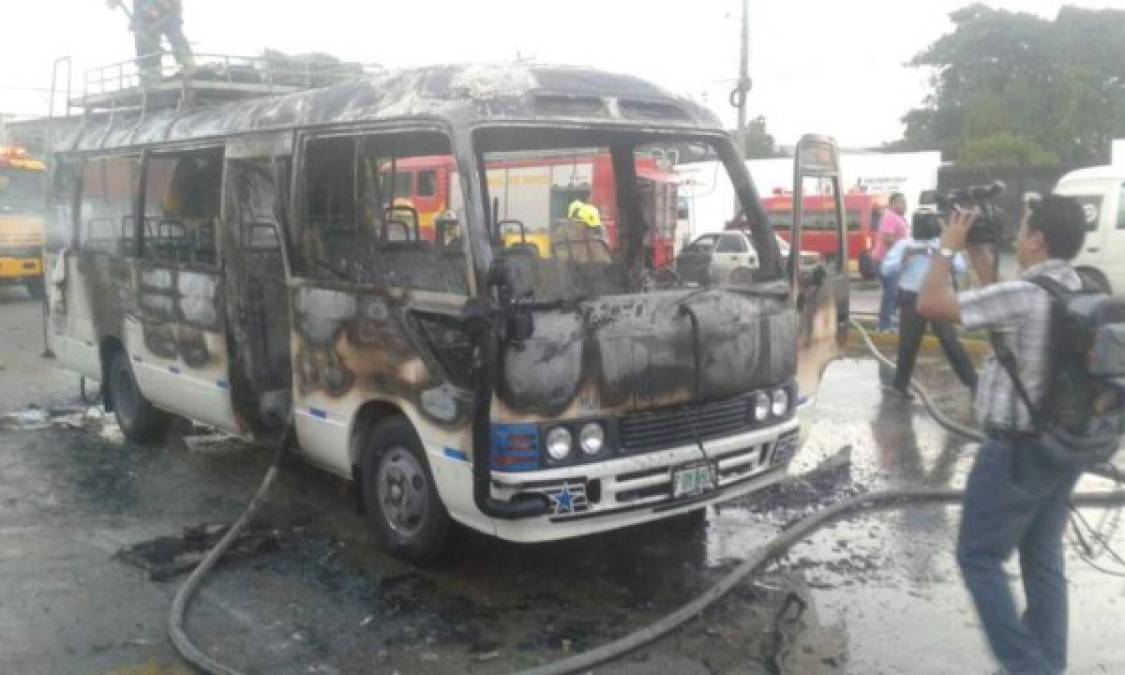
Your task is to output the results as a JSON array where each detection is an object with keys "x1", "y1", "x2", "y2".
[{"x1": 673, "y1": 463, "x2": 717, "y2": 499}]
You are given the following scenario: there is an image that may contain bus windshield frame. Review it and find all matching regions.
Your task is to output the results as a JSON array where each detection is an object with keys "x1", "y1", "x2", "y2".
[{"x1": 472, "y1": 125, "x2": 783, "y2": 303}]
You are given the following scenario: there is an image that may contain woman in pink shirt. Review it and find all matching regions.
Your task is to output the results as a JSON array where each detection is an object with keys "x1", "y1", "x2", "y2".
[{"x1": 873, "y1": 193, "x2": 909, "y2": 331}]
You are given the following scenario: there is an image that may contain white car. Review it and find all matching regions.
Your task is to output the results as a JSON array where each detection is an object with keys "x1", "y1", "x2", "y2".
[
  {"x1": 1053, "y1": 165, "x2": 1123, "y2": 293},
  {"x1": 676, "y1": 231, "x2": 820, "y2": 285}
]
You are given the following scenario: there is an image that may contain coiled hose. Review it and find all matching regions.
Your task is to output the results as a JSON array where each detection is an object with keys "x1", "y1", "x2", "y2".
[{"x1": 169, "y1": 322, "x2": 1125, "y2": 675}]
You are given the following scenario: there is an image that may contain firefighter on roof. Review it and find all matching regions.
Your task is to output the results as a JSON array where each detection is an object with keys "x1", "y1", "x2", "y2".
[{"x1": 108, "y1": 0, "x2": 196, "y2": 86}]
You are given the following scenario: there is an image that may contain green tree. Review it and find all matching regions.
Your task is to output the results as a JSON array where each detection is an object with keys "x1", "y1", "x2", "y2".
[
  {"x1": 958, "y1": 133, "x2": 1058, "y2": 167},
  {"x1": 894, "y1": 4, "x2": 1125, "y2": 166}
]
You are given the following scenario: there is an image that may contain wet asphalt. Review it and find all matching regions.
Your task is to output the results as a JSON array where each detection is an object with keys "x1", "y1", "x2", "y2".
[{"x1": 1, "y1": 288, "x2": 1123, "y2": 675}]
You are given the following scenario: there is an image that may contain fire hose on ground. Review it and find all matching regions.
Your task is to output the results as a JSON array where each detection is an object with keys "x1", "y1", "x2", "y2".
[{"x1": 167, "y1": 320, "x2": 1125, "y2": 675}]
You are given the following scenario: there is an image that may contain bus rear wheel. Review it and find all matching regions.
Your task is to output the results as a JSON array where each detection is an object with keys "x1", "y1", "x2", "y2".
[
  {"x1": 360, "y1": 416, "x2": 451, "y2": 563},
  {"x1": 107, "y1": 350, "x2": 171, "y2": 443}
]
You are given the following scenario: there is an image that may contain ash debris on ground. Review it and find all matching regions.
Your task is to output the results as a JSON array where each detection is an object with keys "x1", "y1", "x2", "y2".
[
  {"x1": 736, "y1": 445, "x2": 865, "y2": 523},
  {"x1": 116, "y1": 523, "x2": 279, "y2": 581}
]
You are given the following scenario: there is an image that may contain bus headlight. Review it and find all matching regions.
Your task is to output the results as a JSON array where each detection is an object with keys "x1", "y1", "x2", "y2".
[
  {"x1": 771, "y1": 389, "x2": 790, "y2": 417},
  {"x1": 546, "y1": 427, "x2": 573, "y2": 461},
  {"x1": 579, "y1": 422, "x2": 606, "y2": 456},
  {"x1": 752, "y1": 392, "x2": 771, "y2": 421}
]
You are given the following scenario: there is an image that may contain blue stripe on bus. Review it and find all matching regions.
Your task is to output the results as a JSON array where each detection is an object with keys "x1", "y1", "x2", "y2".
[
  {"x1": 168, "y1": 365, "x2": 181, "y2": 375},
  {"x1": 443, "y1": 448, "x2": 469, "y2": 462},
  {"x1": 309, "y1": 408, "x2": 328, "y2": 420},
  {"x1": 215, "y1": 380, "x2": 229, "y2": 390}
]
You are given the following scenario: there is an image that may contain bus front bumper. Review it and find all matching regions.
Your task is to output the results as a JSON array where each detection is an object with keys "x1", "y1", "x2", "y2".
[{"x1": 485, "y1": 418, "x2": 800, "y2": 543}]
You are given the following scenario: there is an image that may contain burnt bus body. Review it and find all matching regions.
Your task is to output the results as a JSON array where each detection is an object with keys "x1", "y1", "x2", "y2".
[{"x1": 44, "y1": 64, "x2": 846, "y2": 560}]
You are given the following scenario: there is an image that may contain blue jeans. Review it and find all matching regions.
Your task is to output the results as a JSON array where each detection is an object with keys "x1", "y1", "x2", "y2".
[
  {"x1": 957, "y1": 437, "x2": 1081, "y2": 675},
  {"x1": 878, "y1": 271, "x2": 899, "y2": 331}
]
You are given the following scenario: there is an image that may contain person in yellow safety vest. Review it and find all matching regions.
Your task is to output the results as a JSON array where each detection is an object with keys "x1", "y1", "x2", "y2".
[{"x1": 568, "y1": 197, "x2": 604, "y2": 237}]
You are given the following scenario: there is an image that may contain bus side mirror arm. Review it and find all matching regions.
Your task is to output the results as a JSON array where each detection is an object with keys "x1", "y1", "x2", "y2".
[
  {"x1": 461, "y1": 300, "x2": 550, "y2": 520},
  {"x1": 486, "y1": 257, "x2": 535, "y2": 344}
]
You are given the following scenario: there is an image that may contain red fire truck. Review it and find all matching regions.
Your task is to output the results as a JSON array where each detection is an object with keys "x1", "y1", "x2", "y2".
[
  {"x1": 388, "y1": 152, "x2": 680, "y2": 268},
  {"x1": 761, "y1": 191, "x2": 885, "y2": 279}
]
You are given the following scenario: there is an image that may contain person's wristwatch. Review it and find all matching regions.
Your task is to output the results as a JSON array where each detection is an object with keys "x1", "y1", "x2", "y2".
[{"x1": 937, "y1": 247, "x2": 956, "y2": 261}]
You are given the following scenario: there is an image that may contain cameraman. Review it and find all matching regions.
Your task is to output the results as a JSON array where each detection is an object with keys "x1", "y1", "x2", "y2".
[
  {"x1": 917, "y1": 195, "x2": 1087, "y2": 675},
  {"x1": 880, "y1": 232, "x2": 977, "y2": 398}
]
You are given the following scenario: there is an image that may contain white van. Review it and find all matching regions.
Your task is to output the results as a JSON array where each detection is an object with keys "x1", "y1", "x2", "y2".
[{"x1": 1054, "y1": 165, "x2": 1125, "y2": 293}]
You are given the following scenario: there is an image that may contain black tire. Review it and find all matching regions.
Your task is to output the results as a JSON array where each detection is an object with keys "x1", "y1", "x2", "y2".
[
  {"x1": 858, "y1": 251, "x2": 876, "y2": 281},
  {"x1": 107, "y1": 349, "x2": 172, "y2": 443},
  {"x1": 360, "y1": 416, "x2": 451, "y2": 563},
  {"x1": 26, "y1": 276, "x2": 45, "y2": 301}
]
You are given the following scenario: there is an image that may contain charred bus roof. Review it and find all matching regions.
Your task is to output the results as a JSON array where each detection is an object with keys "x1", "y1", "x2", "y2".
[{"x1": 49, "y1": 63, "x2": 723, "y2": 154}]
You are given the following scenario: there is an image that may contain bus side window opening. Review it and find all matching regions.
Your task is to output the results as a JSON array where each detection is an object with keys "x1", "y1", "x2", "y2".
[
  {"x1": 302, "y1": 132, "x2": 468, "y2": 295},
  {"x1": 142, "y1": 151, "x2": 221, "y2": 266}
]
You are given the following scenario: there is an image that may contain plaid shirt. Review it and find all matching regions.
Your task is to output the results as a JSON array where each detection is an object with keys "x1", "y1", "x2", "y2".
[{"x1": 957, "y1": 259, "x2": 1082, "y2": 432}]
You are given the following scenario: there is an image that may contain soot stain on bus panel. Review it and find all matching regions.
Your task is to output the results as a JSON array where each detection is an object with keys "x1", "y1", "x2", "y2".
[
  {"x1": 291, "y1": 283, "x2": 475, "y2": 429},
  {"x1": 136, "y1": 266, "x2": 223, "y2": 367},
  {"x1": 289, "y1": 284, "x2": 800, "y2": 430},
  {"x1": 499, "y1": 290, "x2": 798, "y2": 418},
  {"x1": 75, "y1": 249, "x2": 226, "y2": 373},
  {"x1": 75, "y1": 253, "x2": 134, "y2": 343}
]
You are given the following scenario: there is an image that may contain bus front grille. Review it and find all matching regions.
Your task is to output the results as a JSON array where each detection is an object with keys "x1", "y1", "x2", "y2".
[{"x1": 618, "y1": 394, "x2": 755, "y2": 452}]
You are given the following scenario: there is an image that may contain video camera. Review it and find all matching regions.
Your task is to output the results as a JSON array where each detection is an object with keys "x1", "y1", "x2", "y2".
[{"x1": 912, "y1": 181, "x2": 1006, "y2": 244}]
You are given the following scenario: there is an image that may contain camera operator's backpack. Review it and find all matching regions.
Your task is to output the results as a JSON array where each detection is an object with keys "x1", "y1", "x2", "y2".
[{"x1": 990, "y1": 270, "x2": 1125, "y2": 468}]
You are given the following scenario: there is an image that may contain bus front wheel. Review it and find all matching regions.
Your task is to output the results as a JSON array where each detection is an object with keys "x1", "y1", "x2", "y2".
[
  {"x1": 360, "y1": 416, "x2": 451, "y2": 563},
  {"x1": 107, "y1": 350, "x2": 171, "y2": 443}
]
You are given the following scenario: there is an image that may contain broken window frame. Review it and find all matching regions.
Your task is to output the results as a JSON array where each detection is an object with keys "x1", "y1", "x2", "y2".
[
  {"x1": 471, "y1": 124, "x2": 786, "y2": 300},
  {"x1": 77, "y1": 153, "x2": 142, "y2": 257},
  {"x1": 293, "y1": 125, "x2": 472, "y2": 297},
  {"x1": 138, "y1": 146, "x2": 224, "y2": 269}
]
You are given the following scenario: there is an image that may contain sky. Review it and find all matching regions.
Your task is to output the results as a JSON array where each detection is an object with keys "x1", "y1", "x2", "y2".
[{"x1": 1, "y1": 0, "x2": 1123, "y2": 147}]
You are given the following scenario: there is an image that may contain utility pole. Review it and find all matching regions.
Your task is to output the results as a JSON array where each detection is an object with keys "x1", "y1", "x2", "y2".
[{"x1": 730, "y1": 0, "x2": 751, "y2": 156}]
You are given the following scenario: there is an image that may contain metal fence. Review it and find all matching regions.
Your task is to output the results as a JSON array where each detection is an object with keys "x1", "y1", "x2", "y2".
[{"x1": 78, "y1": 52, "x2": 380, "y2": 108}]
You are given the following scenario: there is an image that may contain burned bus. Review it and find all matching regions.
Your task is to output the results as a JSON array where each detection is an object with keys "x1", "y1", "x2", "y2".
[{"x1": 44, "y1": 63, "x2": 848, "y2": 561}]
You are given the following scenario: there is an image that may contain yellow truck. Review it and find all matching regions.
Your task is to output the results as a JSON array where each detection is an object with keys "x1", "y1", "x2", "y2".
[{"x1": 0, "y1": 146, "x2": 46, "y2": 299}]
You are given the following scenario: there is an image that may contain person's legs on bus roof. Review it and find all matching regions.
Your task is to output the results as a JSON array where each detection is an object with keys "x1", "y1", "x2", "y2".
[
  {"x1": 162, "y1": 17, "x2": 195, "y2": 71},
  {"x1": 134, "y1": 22, "x2": 162, "y2": 86}
]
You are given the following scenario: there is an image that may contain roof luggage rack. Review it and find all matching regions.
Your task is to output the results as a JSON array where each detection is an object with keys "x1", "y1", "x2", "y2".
[{"x1": 72, "y1": 52, "x2": 379, "y2": 112}]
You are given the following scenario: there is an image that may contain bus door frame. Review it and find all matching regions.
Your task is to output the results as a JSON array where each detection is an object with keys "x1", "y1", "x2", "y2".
[
  {"x1": 221, "y1": 131, "x2": 297, "y2": 435},
  {"x1": 791, "y1": 134, "x2": 850, "y2": 405}
]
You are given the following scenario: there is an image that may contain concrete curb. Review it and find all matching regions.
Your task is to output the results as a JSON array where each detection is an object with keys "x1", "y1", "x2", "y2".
[{"x1": 848, "y1": 322, "x2": 991, "y2": 360}]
